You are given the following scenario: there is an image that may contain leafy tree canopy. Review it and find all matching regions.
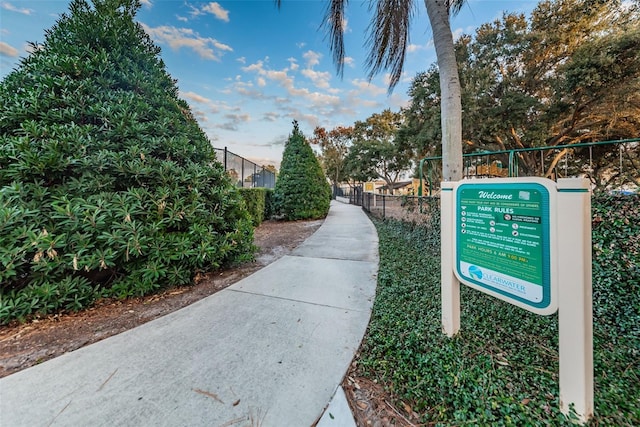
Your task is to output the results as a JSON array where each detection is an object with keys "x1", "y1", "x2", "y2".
[
  {"x1": 346, "y1": 109, "x2": 413, "y2": 192},
  {"x1": 398, "y1": 0, "x2": 640, "y2": 187},
  {"x1": 310, "y1": 125, "x2": 353, "y2": 188}
]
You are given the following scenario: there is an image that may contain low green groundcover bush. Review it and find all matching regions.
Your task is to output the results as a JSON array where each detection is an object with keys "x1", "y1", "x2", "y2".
[{"x1": 356, "y1": 193, "x2": 638, "y2": 425}]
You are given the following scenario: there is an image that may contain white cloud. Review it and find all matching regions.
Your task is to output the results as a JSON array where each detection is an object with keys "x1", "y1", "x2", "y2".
[
  {"x1": 236, "y1": 56, "x2": 246, "y2": 64},
  {"x1": 0, "y1": 41, "x2": 18, "y2": 57},
  {"x1": 180, "y1": 90, "x2": 226, "y2": 115},
  {"x1": 242, "y1": 60, "x2": 265, "y2": 73},
  {"x1": 187, "y1": 2, "x2": 230, "y2": 22},
  {"x1": 296, "y1": 113, "x2": 320, "y2": 129},
  {"x1": 176, "y1": 15, "x2": 188, "y2": 22},
  {"x1": 303, "y1": 50, "x2": 321, "y2": 68},
  {"x1": 407, "y1": 40, "x2": 434, "y2": 53},
  {"x1": 181, "y1": 91, "x2": 213, "y2": 104},
  {"x1": 241, "y1": 57, "x2": 341, "y2": 119},
  {"x1": 225, "y1": 113, "x2": 250, "y2": 122},
  {"x1": 275, "y1": 97, "x2": 291, "y2": 106},
  {"x1": 298, "y1": 50, "x2": 333, "y2": 89},
  {"x1": 140, "y1": 0, "x2": 152, "y2": 8},
  {"x1": 257, "y1": 77, "x2": 266, "y2": 87},
  {"x1": 343, "y1": 56, "x2": 355, "y2": 67},
  {"x1": 350, "y1": 79, "x2": 386, "y2": 97},
  {"x1": 217, "y1": 113, "x2": 251, "y2": 131},
  {"x1": 288, "y1": 57, "x2": 299, "y2": 71},
  {"x1": 388, "y1": 93, "x2": 410, "y2": 110},
  {"x1": 1, "y1": 2, "x2": 32, "y2": 15},
  {"x1": 192, "y1": 109, "x2": 208, "y2": 123},
  {"x1": 301, "y1": 68, "x2": 331, "y2": 89},
  {"x1": 202, "y1": 2, "x2": 230, "y2": 22},
  {"x1": 141, "y1": 24, "x2": 232, "y2": 60},
  {"x1": 263, "y1": 112, "x2": 280, "y2": 122},
  {"x1": 235, "y1": 85, "x2": 268, "y2": 99},
  {"x1": 188, "y1": 4, "x2": 202, "y2": 17},
  {"x1": 296, "y1": 42, "x2": 306, "y2": 49}
]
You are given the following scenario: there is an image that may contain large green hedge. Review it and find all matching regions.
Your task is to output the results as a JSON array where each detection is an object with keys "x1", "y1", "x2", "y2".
[
  {"x1": 273, "y1": 121, "x2": 331, "y2": 220},
  {"x1": 0, "y1": 0, "x2": 254, "y2": 324}
]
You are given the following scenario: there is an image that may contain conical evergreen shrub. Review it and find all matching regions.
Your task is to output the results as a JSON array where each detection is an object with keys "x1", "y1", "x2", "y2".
[
  {"x1": 273, "y1": 121, "x2": 331, "y2": 220},
  {"x1": 0, "y1": 0, "x2": 254, "y2": 324}
]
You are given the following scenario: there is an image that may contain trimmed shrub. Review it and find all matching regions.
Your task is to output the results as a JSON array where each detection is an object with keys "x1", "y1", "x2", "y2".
[
  {"x1": 264, "y1": 188, "x2": 275, "y2": 220},
  {"x1": 0, "y1": 0, "x2": 254, "y2": 324},
  {"x1": 238, "y1": 188, "x2": 267, "y2": 226},
  {"x1": 273, "y1": 121, "x2": 331, "y2": 220}
]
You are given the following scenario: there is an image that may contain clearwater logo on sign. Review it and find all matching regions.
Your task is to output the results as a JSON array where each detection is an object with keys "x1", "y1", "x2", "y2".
[
  {"x1": 469, "y1": 265, "x2": 483, "y2": 280},
  {"x1": 460, "y1": 261, "x2": 542, "y2": 302}
]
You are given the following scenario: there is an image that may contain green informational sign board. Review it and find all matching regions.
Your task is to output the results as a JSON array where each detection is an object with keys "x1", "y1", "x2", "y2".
[{"x1": 455, "y1": 182, "x2": 553, "y2": 311}]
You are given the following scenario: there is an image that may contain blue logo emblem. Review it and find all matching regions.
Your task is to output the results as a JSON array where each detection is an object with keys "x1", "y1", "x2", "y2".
[{"x1": 469, "y1": 265, "x2": 483, "y2": 280}]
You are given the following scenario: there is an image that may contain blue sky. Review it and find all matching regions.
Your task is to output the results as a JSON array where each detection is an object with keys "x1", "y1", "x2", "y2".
[{"x1": 0, "y1": 0, "x2": 538, "y2": 168}]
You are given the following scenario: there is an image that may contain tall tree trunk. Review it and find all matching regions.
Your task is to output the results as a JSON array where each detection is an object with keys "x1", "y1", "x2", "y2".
[{"x1": 425, "y1": 0, "x2": 463, "y2": 181}]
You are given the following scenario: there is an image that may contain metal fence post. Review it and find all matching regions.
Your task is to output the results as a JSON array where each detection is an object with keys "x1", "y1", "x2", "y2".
[{"x1": 383, "y1": 194, "x2": 386, "y2": 218}]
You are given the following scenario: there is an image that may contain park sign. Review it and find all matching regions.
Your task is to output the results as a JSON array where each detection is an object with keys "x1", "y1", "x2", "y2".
[
  {"x1": 454, "y1": 179, "x2": 557, "y2": 315},
  {"x1": 441, "y1": 177, "x2": 593, "y2": 423}
]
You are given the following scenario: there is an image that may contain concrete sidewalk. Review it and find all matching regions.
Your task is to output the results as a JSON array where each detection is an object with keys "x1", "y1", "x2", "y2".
[{"x1": 0, "y1": 201, "x2": 378, "y2": 427}]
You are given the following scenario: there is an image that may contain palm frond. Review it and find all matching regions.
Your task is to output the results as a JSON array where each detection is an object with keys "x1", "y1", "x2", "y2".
[
  {"x1": 365, "y1": 0, "x2": 416, "y2": 92},
  {"x1": 448, "y1": 0, "x2": 465, "y2": 15},
  {"x1": 321, "y1": 0, "x2": 349, "y2": 78}
]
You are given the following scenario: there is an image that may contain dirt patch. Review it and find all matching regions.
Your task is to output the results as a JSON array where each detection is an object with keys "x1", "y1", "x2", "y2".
[
  {"x1": 342, "y1": 363, "x2": 417, "y2": 427},
  {"x1": 0, "y1": 219, "x2": 323, "y2": 378}
]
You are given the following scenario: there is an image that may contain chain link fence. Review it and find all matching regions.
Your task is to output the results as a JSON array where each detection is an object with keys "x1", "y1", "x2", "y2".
[
  {"x1": 213, "y1": 147, "x2": 276, "y2": 189},
  {"x1": 357, "y1": 191, "x2": 440, "y2": 223}
]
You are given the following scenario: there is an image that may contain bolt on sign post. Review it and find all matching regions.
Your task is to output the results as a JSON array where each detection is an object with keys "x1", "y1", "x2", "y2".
[{"x1": 440, "y1": 177, "x2": 593, "y2": 423}]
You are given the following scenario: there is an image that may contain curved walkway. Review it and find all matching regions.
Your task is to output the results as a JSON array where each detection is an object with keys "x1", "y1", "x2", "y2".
[{"x1": 0, "y1": 201, "x2": 379, "y2": 426}]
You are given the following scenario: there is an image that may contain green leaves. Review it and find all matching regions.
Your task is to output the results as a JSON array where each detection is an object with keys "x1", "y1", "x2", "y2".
[
  {"x1": 356, "y1": 195, "x2": 639, "y2": 425},
  {"x1": 0, "y1": 0, "x2": 254, "y2": 324},
  {"x1": 273, "y1": 121, "x2": 331, "y2": 220},
  {"x1": 400, "y1": 0, "x2": 640, "y2": 182},
  {"x1": 238, "y1": 188, "x2": 271, "y2": 226}
]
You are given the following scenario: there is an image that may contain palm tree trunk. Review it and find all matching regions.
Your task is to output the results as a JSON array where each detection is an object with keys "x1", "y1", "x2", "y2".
[{"x1": 424, "y1": 0, "x2": 463, "y2": 181}]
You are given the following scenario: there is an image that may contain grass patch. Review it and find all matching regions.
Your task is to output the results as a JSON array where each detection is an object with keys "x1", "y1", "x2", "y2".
[{"x1": 356, "y1": 195, "x2": 639, "y2": 425}]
